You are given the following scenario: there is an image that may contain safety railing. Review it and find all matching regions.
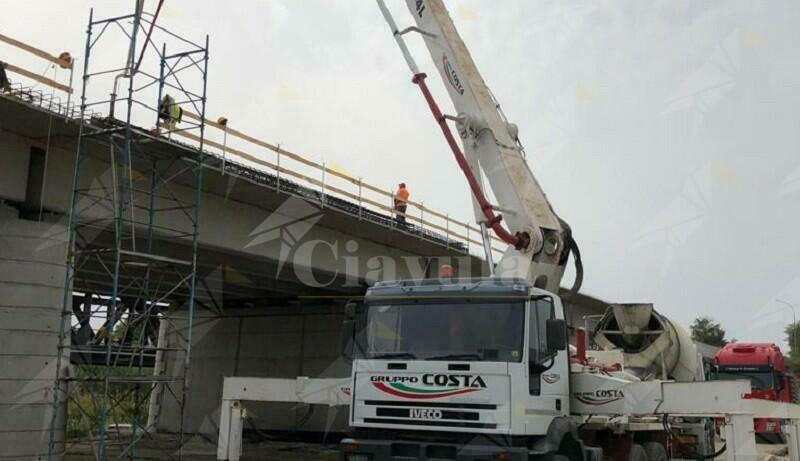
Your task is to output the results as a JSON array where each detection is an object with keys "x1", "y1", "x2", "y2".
[
  {"x1": 1, "y1": 81, "x2": 84, "y2": 119},
  {"x1": 170, "y1": 111, "x2": 506, "y2": 258},
  {"x1": 0, "y1": 34, "x2": 505, "y2": 258},
  {"x1": 0, "y1": 33, "x2": 75, "y2": 108}
]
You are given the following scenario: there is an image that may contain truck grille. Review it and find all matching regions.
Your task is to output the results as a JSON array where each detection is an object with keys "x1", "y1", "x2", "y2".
[
  {"x1": 363, "y1": 418, "x2": 497, "y2": 429},
  {"x1": 364, "y1": 400, "x2": 498, "y2": 429},
  {"x1": 364, "y1": 400, "x2": 496, "y2": 410},
  {"x1": 376, "y1": 408, "x2": 479, "y2": 420}
]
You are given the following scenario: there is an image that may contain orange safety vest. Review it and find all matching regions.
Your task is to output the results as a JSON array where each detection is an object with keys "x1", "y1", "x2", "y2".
[{"x1": 395, "y1": 187, "x2": 409, "y2": 206}]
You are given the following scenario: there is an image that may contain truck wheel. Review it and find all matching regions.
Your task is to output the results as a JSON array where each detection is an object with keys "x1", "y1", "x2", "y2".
[
  {"x1": 629, "y1": 444, "x2": 648, "y2": 461},
  {"x1": 643, "y1": 442, "x2": 667, "y2": 461}
]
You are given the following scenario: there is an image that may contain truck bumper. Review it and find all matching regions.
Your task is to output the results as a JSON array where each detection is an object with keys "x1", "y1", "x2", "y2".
[{"x1": 340, "y1": 437, "x2": 530, "y2": 461}]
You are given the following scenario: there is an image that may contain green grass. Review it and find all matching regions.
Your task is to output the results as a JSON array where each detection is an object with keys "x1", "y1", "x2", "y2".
[{"x1": 67, "y1": 365, "x2": 155, "y2": 439}]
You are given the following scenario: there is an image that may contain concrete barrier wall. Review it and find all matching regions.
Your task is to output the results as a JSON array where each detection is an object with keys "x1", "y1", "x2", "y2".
[{"x1": 0, "y1": 218, "x2": 69, "y2": 460}]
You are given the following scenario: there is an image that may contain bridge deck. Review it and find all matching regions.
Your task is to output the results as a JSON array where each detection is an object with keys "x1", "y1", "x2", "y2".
[{"x1": 0, "y1": 88, "x2": 483, "y2": 308}]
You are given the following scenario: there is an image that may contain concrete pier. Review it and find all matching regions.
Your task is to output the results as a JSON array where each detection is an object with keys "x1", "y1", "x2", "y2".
[{"x1": 0, "y1": 217, "x2": 68, "y2": 460}]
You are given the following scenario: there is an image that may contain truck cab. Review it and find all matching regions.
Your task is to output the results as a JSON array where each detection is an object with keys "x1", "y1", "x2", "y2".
[
  {"x1": 340, "y1": 278, "x2": 584, "y2": 460},
  {"x1": 711, "y1": 342, "x2": 792, "y2": 435}
]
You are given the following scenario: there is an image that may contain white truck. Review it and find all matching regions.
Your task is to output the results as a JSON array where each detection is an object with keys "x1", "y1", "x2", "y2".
[
  {"x1": 339, "y1": 280, "x2": 721, "y2": 461},
  {"x1": 215, "y1": 1, "x2": 800, "y2": 460}
]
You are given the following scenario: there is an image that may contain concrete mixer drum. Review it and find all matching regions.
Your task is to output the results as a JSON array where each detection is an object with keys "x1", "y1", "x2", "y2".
[{"x1": 593, "y1": 303, "x2": 704, "y2": 382}]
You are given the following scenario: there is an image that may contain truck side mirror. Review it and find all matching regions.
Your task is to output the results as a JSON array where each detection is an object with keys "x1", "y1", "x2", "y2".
[
  {"x1": 340, "y1": 302, "x2": 359, "y2": 360},
  {"x1": 340, "y1": 318, "x2": 355, "y2": 360},
  {"x1": 546, "y1": 318, "x2": 567, "y2": 353},
  {"x1": 344, "y1": 302, "x2": 357, "y2": 320}
]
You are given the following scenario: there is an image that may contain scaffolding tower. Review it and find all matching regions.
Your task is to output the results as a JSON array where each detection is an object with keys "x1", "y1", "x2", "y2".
[{"x1": 48, "y1": 6, "x2": 209, "y2": 459}]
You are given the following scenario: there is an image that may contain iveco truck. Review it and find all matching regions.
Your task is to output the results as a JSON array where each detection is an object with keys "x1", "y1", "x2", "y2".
[{"x1": 340, "y1": 278, "x2": 717, "y2": 461}]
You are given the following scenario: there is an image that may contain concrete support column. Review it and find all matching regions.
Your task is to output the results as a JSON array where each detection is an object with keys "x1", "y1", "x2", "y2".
[
  {"x1": 785, "y1": 420, "x2": 800, "y2": 461},
  {"x1": 0, "y1": 218, "x2": 69, "y2": 460},
  {"x1": 723, "y1": 414, "x2": 757, "y2": 461}
]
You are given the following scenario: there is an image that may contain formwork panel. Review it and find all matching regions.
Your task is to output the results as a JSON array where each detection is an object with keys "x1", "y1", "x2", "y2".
[
  {"x1": 0, "y1": 233, "x2": 67, "y2": 264},
  {"x1": 0, "y1": 355, "x2": 56, "y2": 378},
  {"x1": 0, "y1": 378, "x2": 52, "y2": 404},
  {"x1": 0, "y1": 260, "x2": 66, "y2": 288},
  {"x1": 0, "y1": 329, "x2": 59, "y2": 355},
  {"x1": 0, "y1": 306, "x2": 59, "y2": 332}
]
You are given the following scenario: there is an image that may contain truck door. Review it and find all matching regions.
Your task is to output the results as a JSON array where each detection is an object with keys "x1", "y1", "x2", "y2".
[{"x1": 529, "y1": 297, "x2": 556, "y2": 396}]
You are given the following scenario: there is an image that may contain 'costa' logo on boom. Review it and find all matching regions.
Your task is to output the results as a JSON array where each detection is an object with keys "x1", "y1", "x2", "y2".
[
  {"x1": 573, "y1": 389, "x2": 624, "y2": 406},
  {"x1": 415, "y1": 0, "x2": 426, "y2": 17},
  {"x1": 371, "y1": 374, "x2": 486, "y2": 399},
  {"x1": 442, "y1": 55, "x2": 465, "y2": 95}
]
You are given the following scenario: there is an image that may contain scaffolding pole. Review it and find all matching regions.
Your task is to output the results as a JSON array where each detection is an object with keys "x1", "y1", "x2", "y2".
[{"x1": 48, "y1": 6, "x2": 210, "y2": 460}]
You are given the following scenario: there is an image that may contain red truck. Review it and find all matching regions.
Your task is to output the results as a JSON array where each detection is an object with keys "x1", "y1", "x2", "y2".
[{"x1": 711, "y1": 343, "x2": 793, "y2": 437}]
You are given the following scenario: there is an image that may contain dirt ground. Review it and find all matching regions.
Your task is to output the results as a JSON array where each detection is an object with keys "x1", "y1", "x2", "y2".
[
  {"x1": 64, "y1": 436, "x2": 340, "y2": 461},
  {"x1": 751, "y1": 443, "x2": 789, "y2": 461},
  {"x1": 63, "y1": 435, "x2": 788, "y2": 460},
  {"x1": 64, "y1": 440, "x2": 339, "y2": 461}
]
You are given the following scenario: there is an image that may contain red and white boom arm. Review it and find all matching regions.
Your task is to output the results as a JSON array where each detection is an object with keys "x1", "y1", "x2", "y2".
[{"x1": 377, "y1": 0, "x2": 581, "y2": 293}]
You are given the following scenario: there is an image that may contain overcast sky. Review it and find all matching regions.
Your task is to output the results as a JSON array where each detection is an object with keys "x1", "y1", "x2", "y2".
[{"x1": 4, "y1": 1, "x2": 800, "y2": 349}]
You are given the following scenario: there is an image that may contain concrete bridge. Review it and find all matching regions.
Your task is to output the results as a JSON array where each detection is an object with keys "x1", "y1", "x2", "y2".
[{"x1": 0, "y1": 77, "x2": 605, "y2": 456}]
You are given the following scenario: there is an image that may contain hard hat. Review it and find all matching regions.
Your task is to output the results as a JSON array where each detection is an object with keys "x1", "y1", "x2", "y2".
[
  {"x1": 399, "y1": 182, "x2": 406, "y2": 187},
  {"x1": 439, "y1": 265, "x2": 454, "y2": 278},
  {"x1": 57, "y1": 52, "x2": 73, "y2": 69}
]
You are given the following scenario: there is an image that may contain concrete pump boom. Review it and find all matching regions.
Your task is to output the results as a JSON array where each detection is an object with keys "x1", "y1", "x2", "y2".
[{"x1": 377, "y1": 0, "x2": 582, "y2": 294}]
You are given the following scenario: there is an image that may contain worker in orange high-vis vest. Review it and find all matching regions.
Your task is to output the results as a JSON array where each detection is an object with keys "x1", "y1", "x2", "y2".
[{"x1": 394, "y1": 182, "x2": 410, "y2": 224}]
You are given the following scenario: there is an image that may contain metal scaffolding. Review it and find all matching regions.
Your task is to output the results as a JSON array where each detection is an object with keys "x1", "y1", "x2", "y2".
[{"x1": 48, "y1": 6, "x2": 209, "y2": 459}]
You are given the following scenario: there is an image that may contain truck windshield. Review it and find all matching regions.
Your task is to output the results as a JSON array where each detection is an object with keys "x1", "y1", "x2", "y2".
[
  {"x1": 713, "y1": 370, "x2": 775, "y2": 390},
  {"x1": 363, "y1": 301, "x2": 524, "y2": 362}
]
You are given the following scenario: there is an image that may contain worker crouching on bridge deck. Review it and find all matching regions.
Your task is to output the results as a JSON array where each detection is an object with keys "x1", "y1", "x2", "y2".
[
  {"x1": 158, "y1": 94, "x2": 182, "y2": 132},
  {"x1": 394, "y1": 182, "x2": 410, "y2": 224}
]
